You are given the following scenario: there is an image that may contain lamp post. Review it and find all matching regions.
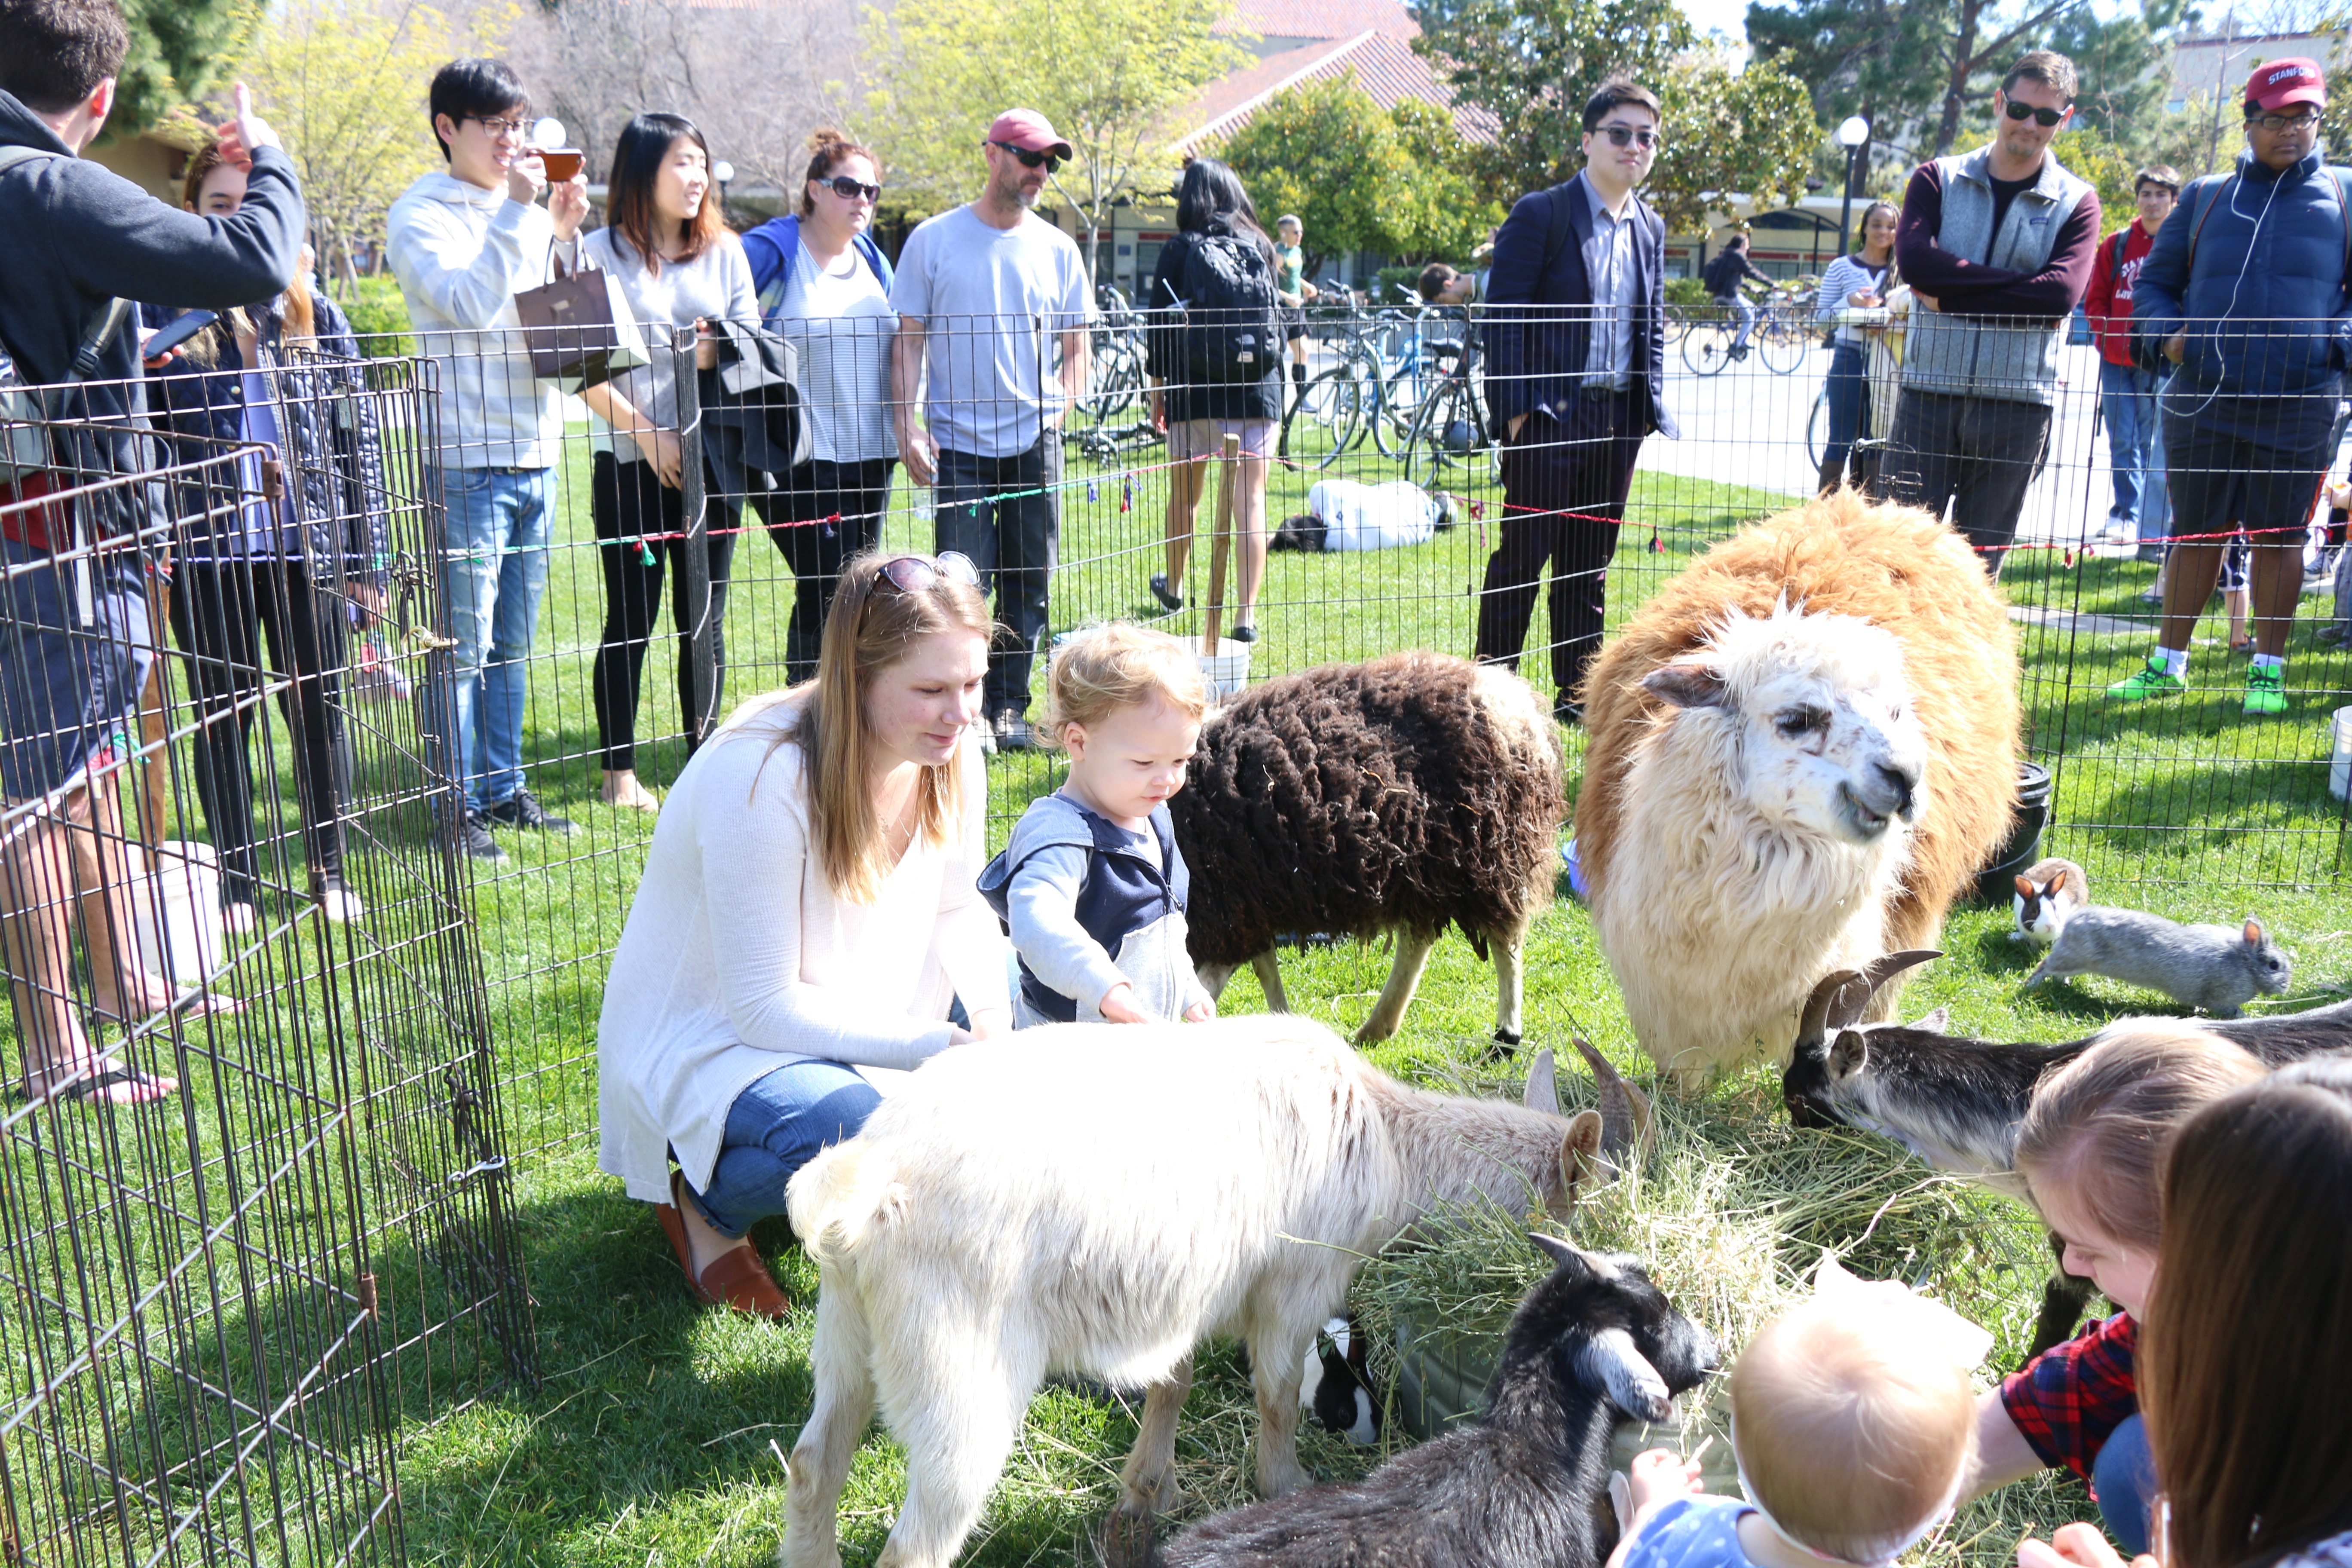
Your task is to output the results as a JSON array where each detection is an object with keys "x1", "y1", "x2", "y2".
[{"x1": 1836, "y1": 115, "x2": 1871, "y2": 257}]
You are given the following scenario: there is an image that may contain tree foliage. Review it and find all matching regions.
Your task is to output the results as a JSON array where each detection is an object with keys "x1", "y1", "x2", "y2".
[
  {"x1": 1411, "y1": 0, "x2": 1822, "y2": 232},
  {"x1": 861, "y1": 0, "x2": 1246, "y2": 273},
  {"x1": 107, "y1": 0, "x2": 257, "y2": 137},
  {"x1": 1219, "y1": 77, "x2": 1501, "y2": 273}
]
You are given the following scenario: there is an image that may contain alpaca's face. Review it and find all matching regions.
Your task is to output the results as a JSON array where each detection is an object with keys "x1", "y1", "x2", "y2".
[{"x1": 1642, "y1": 606, "x2": 1928, "y2": 846}]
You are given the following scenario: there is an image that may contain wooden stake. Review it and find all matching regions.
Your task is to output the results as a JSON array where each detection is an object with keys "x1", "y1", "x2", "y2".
[{"x1": 1201, "y1": 432, "x2": 1239, "y2": 654}]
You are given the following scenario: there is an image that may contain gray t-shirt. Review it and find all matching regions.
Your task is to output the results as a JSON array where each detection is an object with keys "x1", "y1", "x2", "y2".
[
  {"x1": 582, "y1": 227, "x2": 759, "y2": 465},
  {"x1": 1577, "y1": 172, "x2": 1637, "y2": 389},
  {"x1": 890, "y1": 205, "x2": 1093, "y2": 458}
]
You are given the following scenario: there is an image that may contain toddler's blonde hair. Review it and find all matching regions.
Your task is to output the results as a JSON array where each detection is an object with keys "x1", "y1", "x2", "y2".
[
  {"x1": 1731, "y1": 1293, "x2": 1977, "y2": 1563},
  {"x1": 1042, "y1": 624, "x2": 1207, "y2": 751}
]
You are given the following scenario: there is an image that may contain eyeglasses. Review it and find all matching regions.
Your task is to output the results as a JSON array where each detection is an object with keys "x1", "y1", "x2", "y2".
[
  {"x1": 1593, "y1": 124, "x2": 1662, "y2": 149},
  {"x1": 820, "y1": 175, "x2": 882, "y2": 201},
  {"x1": 873, "y1": 552, "x2": 981, "y2": 600},
  {"x1": 991, "y1": 140, "x2": 1066, "y2": 173},
  {"x1": 466, "y1": 115, "x2": 531, "y2": 138},
  {"x1": 2001, "y1": 100, "x2": 2068, "y2": 127},
  {"x1": 2249, "y1": 109, "x2": 2323, "y2": 131}
]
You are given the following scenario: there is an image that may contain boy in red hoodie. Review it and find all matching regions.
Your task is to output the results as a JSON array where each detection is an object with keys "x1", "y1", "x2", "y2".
[{"x1": 2084, "y1": 165, "x2": 2181, "y2": 556}]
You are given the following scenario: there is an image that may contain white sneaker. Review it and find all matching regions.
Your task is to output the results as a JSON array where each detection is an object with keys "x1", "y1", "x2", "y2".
[{"x1": 316, "y1": 877, "x2": 364, "y2": 924}]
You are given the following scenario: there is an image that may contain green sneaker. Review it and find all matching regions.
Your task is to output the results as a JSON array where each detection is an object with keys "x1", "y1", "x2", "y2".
[
  {"x1": 2105, "y1": 655, "x2": 2185, "y2": 701},
  {"x1": 2244, "y1": 664, "x2": 2287, "y2": 716}
]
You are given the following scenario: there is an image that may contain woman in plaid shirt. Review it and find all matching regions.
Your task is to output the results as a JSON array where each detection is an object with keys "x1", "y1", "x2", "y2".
[{"x1": 1956, "y1": 1026, "x2": 2265, "y2": 1554}]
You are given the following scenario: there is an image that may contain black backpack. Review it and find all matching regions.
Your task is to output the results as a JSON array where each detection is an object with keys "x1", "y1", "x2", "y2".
[
  {"x1": 1701, "y1": 247, "x2": 1746, "y2": 296},
  {"x1": 1178, "y1": 232, "x2": 1280, "y2": 383}
]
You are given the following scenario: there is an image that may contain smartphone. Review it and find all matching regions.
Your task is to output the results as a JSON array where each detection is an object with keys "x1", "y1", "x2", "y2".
[
  {"x1": 142, "y1": 309, "x2": 218, "y2": 361},
  {"x1": 537, "y1": 148, "x2": 583, "y2": 183}
]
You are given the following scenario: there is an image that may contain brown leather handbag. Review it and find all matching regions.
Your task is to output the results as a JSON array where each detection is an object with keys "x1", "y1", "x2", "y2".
[{"x1": 513, "y1": 245, "x2": 646, "y2": 390}]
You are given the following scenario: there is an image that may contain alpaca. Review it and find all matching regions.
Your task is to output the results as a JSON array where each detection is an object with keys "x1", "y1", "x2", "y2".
[{"x1": 1576, "y1": 491, "x2": 2019, "y2": 1089}]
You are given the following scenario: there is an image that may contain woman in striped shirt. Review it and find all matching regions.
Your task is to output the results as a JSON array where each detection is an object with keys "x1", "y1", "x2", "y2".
[{"x1": 1813, "y1": 201, "x2": 1898, "y2": 495}]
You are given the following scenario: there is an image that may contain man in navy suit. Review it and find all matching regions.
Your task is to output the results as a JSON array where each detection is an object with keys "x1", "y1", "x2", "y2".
[{"x1": 1476, "y1": 77, "x2": 1678, "y2": 725}]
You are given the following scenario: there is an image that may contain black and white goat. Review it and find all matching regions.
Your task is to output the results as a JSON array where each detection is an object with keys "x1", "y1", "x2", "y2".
[
  {"x1": 1782, "y1": 954, "x2": 2352, "y2": 1351},
  {"x1": 1148, "y1": 1237, "x2": 1719, "y2": 1568}
]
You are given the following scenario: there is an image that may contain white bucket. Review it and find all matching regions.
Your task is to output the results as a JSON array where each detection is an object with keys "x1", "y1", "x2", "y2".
[
  {"x1": 2331, "y1": 705, "x2": 2352, "y2": 802},
  {"x1": 1198, "y1": 638, "x2": 1253, "y2": 703},
  {"x1": 129, "y1": 841, "x2": 227, "y2": 987}
]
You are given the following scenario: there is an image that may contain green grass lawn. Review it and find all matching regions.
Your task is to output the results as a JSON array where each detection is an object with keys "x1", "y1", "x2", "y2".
[{"x1": 377, "y1": 426, "x2": 2352, "y2": 1566}]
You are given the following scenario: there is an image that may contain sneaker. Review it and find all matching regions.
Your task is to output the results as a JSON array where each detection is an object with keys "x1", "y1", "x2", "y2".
[
  {"x1": 992, "y1": 710, "x2": 1037, "y2": 752},
  {"x1": 2105, "y1": 655, "x2": 2186, "y2": 702},
  {"x1": 1148, "y1": 573, "x2": 1183, "y2": 612},
  {"x1": 2137, "y1": 585, "x2": 2165, "y2": 606},
  {"x1": 2317, "y1": 621, "x2": 2349, "y2": 646},
  {"x1": 314, "y1": 874, "x2": 364, "y2": 924},
  {"x1": 459, "y1": 808, "x2": 508, "y2": 863},
  {"x1": 2244, "y1": 665, "x2": 2287, "y2": 716},
  {"x1": 487, "y1": 787, "x2": 576, "y2": 837},
  {"x1": 1229, "y1": 623, "x2": 1257, "y2": 644}
]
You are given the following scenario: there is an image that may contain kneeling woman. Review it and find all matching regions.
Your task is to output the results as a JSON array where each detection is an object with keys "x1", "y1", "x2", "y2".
[{"x1": 597, "y1": 554, "x2": 1011, "y2": 1317}]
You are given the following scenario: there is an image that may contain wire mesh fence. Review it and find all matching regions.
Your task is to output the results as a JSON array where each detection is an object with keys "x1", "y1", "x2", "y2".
[{"x1": 0, "y1": 356, "x2": 530, "y2": 1566}]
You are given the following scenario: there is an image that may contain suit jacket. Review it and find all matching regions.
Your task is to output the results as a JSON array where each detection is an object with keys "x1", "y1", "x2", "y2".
[{"x1": 1482, "y1": 173, "x2": 1677, "y2": 439}]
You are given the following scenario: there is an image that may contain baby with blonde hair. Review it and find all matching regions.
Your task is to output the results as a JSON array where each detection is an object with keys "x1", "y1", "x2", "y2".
[
  {"x1": 978, "y1": 624, "x2": 1216, "y2": 1027},
  {"x1": 1612, "y1": 1262, "x2": 1988, "y2": 1568}
]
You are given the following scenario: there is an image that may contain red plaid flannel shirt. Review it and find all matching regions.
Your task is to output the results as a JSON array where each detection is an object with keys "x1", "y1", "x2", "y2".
[{"x1": 2000, "y1": 1311, "x2": 2138, "y2": 1482}]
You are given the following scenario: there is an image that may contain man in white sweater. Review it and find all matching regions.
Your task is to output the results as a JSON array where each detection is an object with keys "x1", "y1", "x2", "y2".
[{"x1": 386, "y1": 58, "x2": 587, "y2": 861}]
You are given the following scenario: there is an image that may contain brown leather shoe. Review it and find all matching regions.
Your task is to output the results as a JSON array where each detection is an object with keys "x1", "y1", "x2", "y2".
[{"x1": 655, "y1": 1173, "x2": 791, "y2": 1320}]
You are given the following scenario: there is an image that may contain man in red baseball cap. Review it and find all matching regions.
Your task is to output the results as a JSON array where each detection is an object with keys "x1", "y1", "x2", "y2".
[
  {"x1": 887, "y1": 108, "x2": 1093, "y2": 749},
  {"x1": 2108, "y1": 54, "x2": 2345, "y2": 717}
]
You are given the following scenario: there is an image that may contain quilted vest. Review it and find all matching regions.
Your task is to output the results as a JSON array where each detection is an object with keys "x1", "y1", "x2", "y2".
[{"x1": 1902, "y1": 146, "x2": 2095, "y2": 405}]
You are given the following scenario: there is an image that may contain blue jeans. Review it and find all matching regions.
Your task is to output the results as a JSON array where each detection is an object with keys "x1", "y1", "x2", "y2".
[
  {"x1": 439, "y1": 466, "x2": 553, "y2": 810},
  {"x1": 680, "y1": 1059, "x2": 882, "y2": 1238},
  {"x1": 2100, "y1": 361, "x2": 2162, "y2": 533},
  {"x1": 1822, "y1": 340, "x2": 1872, "y2": 478},
  {"x1": 2093, "y1": 1413, "x2": 2155, "y2": 1555},
  {"x1": 1719, "y1": 295, "x2": 1757, "y2": 349},
  {"x1": 934, "y1": 437, "x2": 1061, "y2": 719}
]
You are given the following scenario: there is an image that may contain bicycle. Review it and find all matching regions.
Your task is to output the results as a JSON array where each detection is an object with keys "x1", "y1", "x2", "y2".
[
  {"x1": 1077, "y1": 281, "x2": 1149, "y2": 423},
  {"x1": 1752, "y1": 282, "x2": 1816, "y2": 376},
  {"x1": 1398, "y1": 331, "x2": 1494, "y2": 486}
]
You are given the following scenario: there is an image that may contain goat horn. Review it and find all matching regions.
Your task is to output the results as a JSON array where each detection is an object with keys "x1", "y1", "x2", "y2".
[
  {"x1": 1842, "y1": 949, "x2": 1945, "y2": 1023},
  {"x1": 1796, "y1": 969, "x2": 1865, "y2": 1056},
  {"x1": 1522, "y1": 1047, "x2": 1560, "y2": 1116},
  {"x1": 1573, "y1": 1035, "x2": 1654, "y2": 1169}
]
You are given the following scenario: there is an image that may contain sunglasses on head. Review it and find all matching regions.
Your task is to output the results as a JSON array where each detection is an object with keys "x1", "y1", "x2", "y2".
[
  {"x1": 873, "y1": 552, "x2": 981, "y2": 600},
  {"x1": 1593, "y1": 123, "x2": 1661, "y2": 149},
  {"x1": 821, "y1": 174, "x2": 882, "y2": 201},
  {"x1": 991, "y1": 140, "x2": 1065, "y2": 172},
  {"x1": 2002, "y1": 99, "x2": 2068, "y2": 127}
]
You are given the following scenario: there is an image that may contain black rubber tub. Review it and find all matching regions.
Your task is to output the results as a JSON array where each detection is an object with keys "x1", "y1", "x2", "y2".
[{"x1": 1973, "y1": 760, "x2": 2053, "y2": 904}]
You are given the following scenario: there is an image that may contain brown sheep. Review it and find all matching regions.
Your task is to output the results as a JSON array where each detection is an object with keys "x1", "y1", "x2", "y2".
[
  {"x1": 1169, "y1": 652, "x2": 1566, "y2": 1046},
  {"x1": 1574, "y1": 490, "x2": 2020, "y2": 1089}
]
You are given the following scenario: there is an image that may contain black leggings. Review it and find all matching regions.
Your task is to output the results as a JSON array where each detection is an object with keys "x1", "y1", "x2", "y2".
[
  {"x1": 590, "y1": 452, "x2": 739, "y2": 770},
  {"x1": 759, "y1": 458, "x2": 896, "y2": 685},
  {"x1": 169, "y1": 558, "x2": 348, "y2": 902}
]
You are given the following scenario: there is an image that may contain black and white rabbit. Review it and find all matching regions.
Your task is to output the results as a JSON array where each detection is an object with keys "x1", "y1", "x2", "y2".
[
  {"x1": 1298, "y1": 1316, "x2": 1380, "y2": 1446},
  {"x1": 2024, "y1": 906, "x2": 2291, "y2": 1017},
  {"x1": 2010, "y1": 858, "x2": 2089, "y2": 947}
]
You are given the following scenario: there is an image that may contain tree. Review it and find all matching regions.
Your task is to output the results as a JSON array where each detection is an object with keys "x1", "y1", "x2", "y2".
[
  {"x1": 861, "y1": 0, "x2": 1246, "y2": 277},
  {"x1": 1412, "y1": 0, "x2": 1822, "y2": 230},
  {"x1": 1219, "y1": 77, "x2": 1501, "y2": 274},
  {"x1": 106, "y1": 0, "x2": 258, "y2": 137}
]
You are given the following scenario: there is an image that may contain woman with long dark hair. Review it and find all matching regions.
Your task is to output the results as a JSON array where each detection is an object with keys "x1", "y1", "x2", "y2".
[
  {"x1": 147, "y1": 135, "x2": 389, "y2": 933},
  {"x1": 1144, "y1": 157, "x2": 1281, "y2": 640},
  {"x1": 741, "y1": 129, "x2": 898, "y2": 683},
  {"x1": 578, "y1": 111, "x2": 756, "y2": 815},
  {"x1": 2016, "y1": 1056, "x2": 2352, "y2": 1568},
  {"x1": 1813, "y1": 199, "x2": 1897, "y2": 494},
  {"x1": 598, "y1": 553, "x2": 1010, "y2": 1317}
]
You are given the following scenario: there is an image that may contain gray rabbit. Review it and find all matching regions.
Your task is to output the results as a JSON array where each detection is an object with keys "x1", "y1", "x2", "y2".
[{"x1": 2024, "y1": 906, "x2": 2291, "y2": 1017}]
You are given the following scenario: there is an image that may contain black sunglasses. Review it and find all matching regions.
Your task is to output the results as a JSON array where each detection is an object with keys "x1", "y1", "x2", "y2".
[
  {"x1": 2002, "y1": 99, "x2": 2067, "y2": 127},
  {"x1": 1594, "y1": 124, "x2": 1662, "y2": 149},
  {"x1": 873, "y1": 552, "x2": 980, "y2": 600},
  {"x1": 991, "y1": 140, "x2": 1066, "y2": 173},
  {"x1": 820, "y1": 174, "x2": 882, "y2": 201}
]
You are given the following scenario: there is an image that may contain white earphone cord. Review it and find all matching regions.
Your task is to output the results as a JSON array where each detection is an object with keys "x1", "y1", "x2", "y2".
[{"x1": 2156, "y1": 170, "x2": 2281, "y2": 422}]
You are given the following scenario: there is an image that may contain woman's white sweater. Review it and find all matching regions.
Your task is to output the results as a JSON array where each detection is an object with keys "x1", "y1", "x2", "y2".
[{"x1": 596, "y1": 699, "x2": 1008, "y2": 1202}]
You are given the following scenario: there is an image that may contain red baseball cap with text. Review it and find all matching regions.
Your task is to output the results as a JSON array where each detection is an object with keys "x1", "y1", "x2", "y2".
[
  {"x1": 985, "y1": 109, "x2": 1073, "y2": 159},
  {"x1": 2246, "y1": 58, "x2": 2326, "y2": 113}
]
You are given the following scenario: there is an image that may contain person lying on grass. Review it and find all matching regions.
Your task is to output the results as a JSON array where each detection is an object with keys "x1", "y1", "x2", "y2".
[{"x1": 2014, "y1": 1055, "x2": 2352, "y2": 1568}]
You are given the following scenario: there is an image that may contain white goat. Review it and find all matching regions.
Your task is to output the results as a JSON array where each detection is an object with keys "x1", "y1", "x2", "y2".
[{"x1": 779, "y1": 1014, "x2": 1645, "y2": 1568}]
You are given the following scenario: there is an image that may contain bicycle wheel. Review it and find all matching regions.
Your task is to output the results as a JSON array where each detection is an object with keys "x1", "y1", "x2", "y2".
[
  {"x1": 1757, "y1": 306, "x2": 1808, "y2": 375},
  {"x1": 1375, "y1": 350, "x2": 1437, "y2": 458},
  {"x1": 1807, "y1": 387, "x2": 1827, "y2": 468},
  {"x1": 1403, "y1": 377, "x2": 1472, "y2": 485},
  {"x1": 1661, "y1": 302, "x2": 1690, "y2": 346},
  {"x1": 1681, "y1": 315, "x2": 1734, "y2": 377},
  {"x1": 1280, "y1": 367, "x2": 1365, "y2": 470}
]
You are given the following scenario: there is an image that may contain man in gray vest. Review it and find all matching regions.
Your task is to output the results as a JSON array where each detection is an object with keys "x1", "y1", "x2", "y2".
[{"x1": 1877, "y1": 50, "x2": 2100, "y2": 570}]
